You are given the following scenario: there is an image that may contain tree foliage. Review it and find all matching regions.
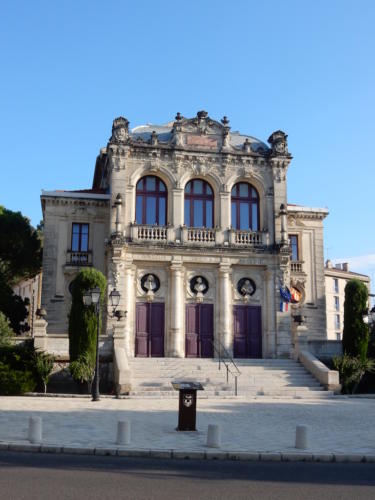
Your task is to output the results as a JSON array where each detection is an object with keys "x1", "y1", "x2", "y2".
[
  {"x1": 68, "y1": 268, "x2": 107, "y2": 363},
  {"x1": 0, "y1": 206, "x2": 42, "y2": 284},
  {"x1": 69, "y1": 352, "x2": 95, "y2": 393},
  {"x1": 342, "y1": 279, "x2": 369, "y2": 359},
  {"x1": 0, "y1": 206, "x2": 42, "y2": 333},
  {"x1": 0, "y1": 311, "x2": 14, "y2": 347},
  {"x1": 333, "y1": 354, "x2": 375, "y2": 394}
]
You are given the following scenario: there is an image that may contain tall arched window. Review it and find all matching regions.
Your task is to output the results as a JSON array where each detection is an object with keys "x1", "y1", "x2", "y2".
[
  {"x1": 184, "y1": 179, "x2": 214, "y2": 228},
  {"x1": 136, "y1": 176, "x2": 167, "y2": 225},
  {"x1": 231, "y1": 182, "x2": 259, "y2": 231}
]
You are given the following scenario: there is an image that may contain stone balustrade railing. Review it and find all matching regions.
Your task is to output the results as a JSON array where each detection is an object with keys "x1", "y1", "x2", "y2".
[
  {"x1": 131, "y1": 224, "x2": 168, "y2": 242},
  {"x1": 229, "y1": 229, "x2": 265, "y2": 246},
  {"x1": 291, "y1": 260, "x2": 304, "y2": 273},
  {"x1": 182, "y1": 226, "x2": 216, "y2": 245}
]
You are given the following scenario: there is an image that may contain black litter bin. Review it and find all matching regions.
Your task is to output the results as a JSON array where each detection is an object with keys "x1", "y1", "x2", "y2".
[{"x1": 172, "y1": 381, "x2": 204, "y2": 431}]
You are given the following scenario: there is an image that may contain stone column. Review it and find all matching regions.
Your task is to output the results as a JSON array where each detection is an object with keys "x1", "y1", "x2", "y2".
[
  {"x1": 264, "y1": 269, "x2": 276, "y2": 357},
  {"x1": 218, "y1": 262, "x2": 232, "y2": 354},
  {"x1": 123, "y1": 263, "x2": 134, "y2": 357},
  {"x1": 169, "y1": 259, "x2": 184, "y2": 357},
  {"x1": 219, "y1": 189, "x2": 231, "y2": 244},
  {"x1": 34, "y1": 319, "x2": 48, "y2": 351}
]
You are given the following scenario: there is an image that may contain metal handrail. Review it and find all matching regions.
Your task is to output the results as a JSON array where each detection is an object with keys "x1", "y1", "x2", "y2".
[{"x1": 210, "y1": 339, "x2": 241, "y2": 396}]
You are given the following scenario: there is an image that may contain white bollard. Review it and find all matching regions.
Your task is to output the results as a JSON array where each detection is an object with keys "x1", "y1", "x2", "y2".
[
  {"x1": 206, "y1": 424, "x2": 221, "y2": 448},
  {"x1": 28, "y1": 417, "x2": 42, "y2": 444},
  {"x1": 295, "y1": 425, "x2": 309, "y2": 449},
  {"x1": 116, "y1": 420, "x2": 131, "y2": 445}
]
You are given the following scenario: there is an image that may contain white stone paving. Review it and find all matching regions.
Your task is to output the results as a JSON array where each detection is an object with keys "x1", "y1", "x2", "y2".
[{"x1": 0, "y1": 396, "x2": 375, "y2": 455}]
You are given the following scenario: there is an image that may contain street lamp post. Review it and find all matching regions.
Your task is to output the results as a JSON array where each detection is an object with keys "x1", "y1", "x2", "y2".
[{"x1": 82, "y1": 287, "x2": 123, "y2": 402}]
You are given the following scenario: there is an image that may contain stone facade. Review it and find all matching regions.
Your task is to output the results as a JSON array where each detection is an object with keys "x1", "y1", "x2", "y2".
[
  {"x1": 324, "y1": 260, "x2": 370, "y2": 340},
  {"x1": 40, "y1": 111, "x2": 329, "y2": 359}
]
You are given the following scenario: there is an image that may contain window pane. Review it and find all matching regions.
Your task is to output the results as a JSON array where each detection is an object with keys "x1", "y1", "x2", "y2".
[
  {"x1": 239, "y1": 183, "x2": 248, "y2": 197},
  {"x1": 289, "y1": 236, "x2": 298, "y2": 261},
  {"x1": 136, "y1": 196, "x2": 143, "y2": 224},
  {"x1": 71, "y1": 233, "x2": 79, "y2": 251},
  {"x1": 185, "y1": 182, "x2": 191, "y2": 193},
  {"x1": 231, "y1": 202, "x2": 236, "y2": 228},
  {"x1": 194, "y1": 180, "x2": 203, "y2": 194},
  {"x1": 252, "y1": 203, "x2": 258, "y2": 230},
  {"x1": 206, "y1": 184, "x2": 212, "y2": 195},
  {"x1": 159, "y1": 181, "x2": 166, "y2": 192},
  {"x1": 81, "y1": 233, "x2": 88, "y2": 252},
  {"x1": 137, "y1": 179, "x2": 144, "y2": 190},
  {"x1": 239, "y1": 202, "x2": 249, "y2": 230},
  {"x1": 251, "y1": 187, "x2": 258, "y2": 199},
  {"x1": 231, "y1": 186, "x2": 236, "y2": 196},
  {"x1": 146, "y1": 176, "x2": 156, "y2": 191},
  {"x1": 159, "y1": 198, "x2": 166, "y2": 225},
  {"x1": 206, "y1": 200, "x2": 213, "y2": 228},
  {"x1": 184, "y1": 199, "x2": 190, "y2": 226},
  {"x1": 146, "y1": 197, "x2": 157, "y2": 224},
  {"x1": 81, "y1": 224, "x2": 89, "y2": 235},
  {"x1": 193, "y1": 199, "x2": 204, "y2": 227},
  {"x1": 72, "y1": 223, "x2": 80, "y2": 235}
]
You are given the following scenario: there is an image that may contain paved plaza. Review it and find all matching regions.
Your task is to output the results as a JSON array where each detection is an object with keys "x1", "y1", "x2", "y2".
[{"x1": 1, "y1": 395, "x2": 375, "y2": 461}]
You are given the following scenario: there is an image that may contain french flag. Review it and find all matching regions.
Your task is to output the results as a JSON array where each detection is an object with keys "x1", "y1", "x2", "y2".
[{"x1": 280, "y1": 301, "x2": 288, "y2": 312}]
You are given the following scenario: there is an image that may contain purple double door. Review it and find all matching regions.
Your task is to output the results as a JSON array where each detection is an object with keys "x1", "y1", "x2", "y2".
[
  {"x1": 233, "y1": 305, "x2": 262, "y2": 358},
  {"x1": 185, "y1": 303, "x2": 214, "y2": 358},
  {"x1": 135, "y1": 302, "x2": 165, "y2": 357}
]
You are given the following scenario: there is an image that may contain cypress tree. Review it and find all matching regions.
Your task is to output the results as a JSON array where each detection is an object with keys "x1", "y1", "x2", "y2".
[
  {"x1": 342, "y1": 279, "x2": 369, "y2": 360},
  {"x1": 68, "y1": 268, "x2": 107, "y2": 363}
]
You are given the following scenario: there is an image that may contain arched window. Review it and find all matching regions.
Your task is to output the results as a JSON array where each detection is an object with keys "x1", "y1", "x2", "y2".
[
  {"x1": 136, "y1": 176, "x2": 167, "y2": 225},
  {"x1": 231, "y1": 183, "x2": 259, "y2": 231},
  {"x1": 184, "y1": 179, "x2": 214, "y2": 228}
]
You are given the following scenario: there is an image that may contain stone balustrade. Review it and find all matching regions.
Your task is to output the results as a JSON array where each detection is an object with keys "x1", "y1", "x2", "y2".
[
  {"x1": 229, "y1": 229, "x2": 265, "y2": 246},
  {"x1": 182, "y1": 226, "x2": 216, "y2": 245},
  {"x1": 291, "y1": 260, "x2": 304, "y2": 273},
  {"x1": 131, "y1": 224, "x2": 168, "y2": 242}
]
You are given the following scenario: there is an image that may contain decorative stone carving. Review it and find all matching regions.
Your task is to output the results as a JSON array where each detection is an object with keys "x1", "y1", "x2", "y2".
[
  {"x1": 110, "y1": 117, "x2": 129, "y2": 144},
  {"x1": 150, "y1": 130, "x2": 158, "y2": 146},
  {"x1": 268, "y1": 130, "x2": 289, "y2": 156},
  {"x1": 190, "y1": 275, "x2": 209, "y2": 303},
  {"x1": 237, "y1": 277, "x2": 256, "y2": 302},
  {"x1": 141, "y1": 273, "x2": 160, "y2": 302}
]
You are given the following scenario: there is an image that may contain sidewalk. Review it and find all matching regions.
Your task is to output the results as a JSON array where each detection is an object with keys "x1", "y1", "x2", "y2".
[{"x1": 1, "y1": 396, "x2": 375, "y2": 462}]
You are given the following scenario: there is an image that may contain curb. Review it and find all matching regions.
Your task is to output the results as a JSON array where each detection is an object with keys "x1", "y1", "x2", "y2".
[{"x1": 1, "y1": 442, "x2": 374, "y2": 463}]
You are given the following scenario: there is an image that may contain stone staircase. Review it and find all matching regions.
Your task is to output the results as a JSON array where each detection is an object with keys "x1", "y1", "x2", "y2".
[{"x1": 126, "y1": 357, "x2": 335, "y2": 399}]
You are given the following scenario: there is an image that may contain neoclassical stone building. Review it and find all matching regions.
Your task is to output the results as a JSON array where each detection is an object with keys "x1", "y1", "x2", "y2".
[{"x1": 40, "y1": 111, "x2": 328, "y2": 360}]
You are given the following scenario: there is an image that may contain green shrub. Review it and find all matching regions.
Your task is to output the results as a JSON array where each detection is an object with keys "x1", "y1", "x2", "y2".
[
  {"x1": 333, "y1": 354, "x2": 375, "y2": 394},
  {"x1": 34, "y1": 350, "x2": 54, "y2": 393},
  {"x1": 0, "y1": 361, "x2": 36, "y2": 395},
  {"x1": 68, "y1": 268, "x2": 107, "y2": 363},
  {"x1": 0, "y1": 311, "x2": 14, "y2": 347},
  {"x1": 69, "y1": 352, "x2": 95, "y2": 393},
  {"x1": 343, "y1": 279, "x2": 369, "y2": 359}
]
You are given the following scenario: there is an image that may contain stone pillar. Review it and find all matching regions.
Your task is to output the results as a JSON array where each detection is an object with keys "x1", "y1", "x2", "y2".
[
  {"x1": 123, "y1": 263, "x2": 134, "y2": 357},
  {"x1": 264, "y1": 269, "x2": 276, "y2": 357},
  {"x1": 219, "y1": 190, "x2": 231, "y2": 244},
  {"x1": 218, "y1": 262, "x2": 232, "y2": 354},
  {"x1": 169, "y1": 260, "x2": 184, "y2": 357},
  {"x1": 34, "y1": 319, "x2": 48, "y2": 351}
]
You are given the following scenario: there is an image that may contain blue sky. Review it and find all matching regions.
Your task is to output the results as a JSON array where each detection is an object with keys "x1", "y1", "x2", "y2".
[{"x1": 1, "y1": 0, "x2": 374, "y2": 286}]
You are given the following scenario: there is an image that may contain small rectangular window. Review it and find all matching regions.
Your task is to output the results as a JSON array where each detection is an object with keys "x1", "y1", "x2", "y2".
[
  {"x1": 289, "y1": 235, "x2": 299, "y2": 261},
  {"x1": 71, "y1": 223, "x2": 89, "y2": 252},
  {"x1": 334, "y1": 279, "x2": 339, "y2": 293},
  {"x1": 334, "y1": 296, "x2": 340, "y2": 311},
  {"x1": 335, "y1": 314, "x2": 340, "y2": 330}
]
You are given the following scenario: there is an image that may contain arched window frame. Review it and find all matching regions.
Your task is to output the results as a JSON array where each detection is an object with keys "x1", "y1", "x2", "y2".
[
  {"x1": 231, "y1": 182, "x2": 260, "y2": 231},
  {"x1": 184, "y1": 179, "x2": 214, "y2": 228},
  {"x1": 136, "y1": 175, "x2": 167, "y2": 225}
]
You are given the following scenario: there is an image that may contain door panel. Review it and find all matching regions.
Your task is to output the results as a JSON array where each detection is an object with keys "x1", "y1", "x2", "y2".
[
  {"x1": 233, "y1": 305, "x2": 262, "y2": 358},
  {"x1": 185, "y1": 303, "x2": 214, "y2": 358},
  {"x1": 150, "y1": 302, "x2": 165, "y2": 357},
  {"x1": 200, "y1": 304, "x2": 214, "y2": 358},
  {"x1": 135, "y1": 303, "x2": 149, "y2": 357},
  {"x1": 185, "y1": 304, "x2": 199, "y2": 357},
  {"x1": 135, "y1": 302, "x2": 165, "y2": 357}
]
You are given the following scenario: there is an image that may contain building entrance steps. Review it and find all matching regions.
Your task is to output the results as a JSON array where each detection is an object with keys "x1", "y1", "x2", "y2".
[{"x1": 126, "y1": 358, "x2": 335, "y2": 399}]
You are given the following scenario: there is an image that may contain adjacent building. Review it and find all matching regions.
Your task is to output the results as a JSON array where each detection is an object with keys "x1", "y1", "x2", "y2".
[
  {"x1": 40, "y1": 111, "x2": 329, "y2": 359},
  {"x1": 325, "y1": 260, "x2": 371, "y2": 340}
]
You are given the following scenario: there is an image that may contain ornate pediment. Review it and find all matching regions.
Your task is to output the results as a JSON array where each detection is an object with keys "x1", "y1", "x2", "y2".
[{"x1": 172, "y1": 110, "x2": 231, "y2": 151}]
